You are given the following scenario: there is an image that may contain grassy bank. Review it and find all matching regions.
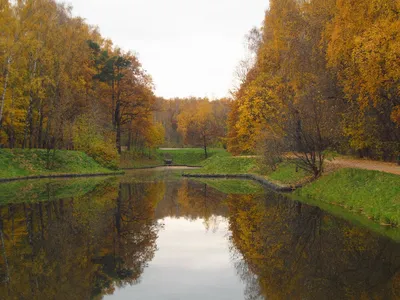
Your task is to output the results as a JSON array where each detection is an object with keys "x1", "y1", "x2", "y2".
[
  {"x1": 195, "y1": 155, "x2": 257, "y2": 173},
  {"x1": 0, "y1": 149, "x2": 117, "y2": 180},
  {"x1": 188, "y1": 154, "x2": 309, "y2": 186},
  {"x1": 295, "y1": 168, "x2": 400, "y2": 226},
  {"x1": 120, "y1": 154, "x2": 163, "y2": 169},
  {"x1": 184, "y1": 152, "x2": 400, "y2": 228},
  {"x1": 194, "y1": 178, "x2": 264, "y2": 194},
  {"x1": 120, "y1": 148, "x2": 228, "y2": 169},
  {"x1": 157, "y1": 148, "x2": 229, "y2": 166}
]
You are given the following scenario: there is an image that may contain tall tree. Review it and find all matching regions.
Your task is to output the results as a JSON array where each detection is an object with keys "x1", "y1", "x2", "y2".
[{"x1": 177, "y1": 99, "x2": 225, "y2": 158}]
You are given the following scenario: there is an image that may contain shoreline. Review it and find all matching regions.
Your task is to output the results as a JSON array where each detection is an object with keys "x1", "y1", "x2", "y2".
[
  {"x1": 121, "y1": 164, "x2": 202, "y2": 170},
  {"x1": 0, "y1": 171, "x2": 125, "y2": 183},
  {"x1": 183, "y1": 169, "x2": 400, "y2": 229},
  {"x1": 182, "y1": 173, "x2": 303, "y2": 192}
]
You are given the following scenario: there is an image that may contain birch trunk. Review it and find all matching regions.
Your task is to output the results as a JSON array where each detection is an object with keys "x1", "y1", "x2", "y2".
[{"x1": 0, "y1": 56, "x2": 11, "y2": 126}]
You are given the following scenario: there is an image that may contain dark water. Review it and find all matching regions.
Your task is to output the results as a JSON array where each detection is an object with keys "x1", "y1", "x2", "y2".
[{"x1": 0, "y1": 170, "x2": 399, "y2": 299}]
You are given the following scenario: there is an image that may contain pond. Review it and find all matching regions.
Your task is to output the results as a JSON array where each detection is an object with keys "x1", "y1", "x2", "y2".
[{"x1": 0, "y1": 169, "x2": 399, "y2": 299}]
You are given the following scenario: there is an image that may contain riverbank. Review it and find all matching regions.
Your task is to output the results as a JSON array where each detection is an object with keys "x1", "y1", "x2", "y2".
[
  {"x1": 295, "y1": 168, "x2": 400, "y2": 226},
  {"x1": 119, "y1": 148, "x2": 228, "y2": 169},
  {"x1": 183, "y1": 153, "x2": 400, "y2": 227},
  {"x1": 0, "y1": 149, "x2": 123, "y2": 181},
  {"x1": 185, "y1": 154, "x2": 310, "y2": 187},
  {"x1": 182, "y1": 173, "x2": 301, "y2": 192}
]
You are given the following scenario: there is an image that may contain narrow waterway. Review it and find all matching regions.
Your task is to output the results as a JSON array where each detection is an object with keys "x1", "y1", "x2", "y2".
[{"x1": 0, "y1": 169, "x2": 399, "y2": 299}]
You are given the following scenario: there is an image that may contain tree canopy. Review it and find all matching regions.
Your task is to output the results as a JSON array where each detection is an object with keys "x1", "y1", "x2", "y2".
[{"x1": 227, "y1": 0, "x2": 400, "y2": 174}]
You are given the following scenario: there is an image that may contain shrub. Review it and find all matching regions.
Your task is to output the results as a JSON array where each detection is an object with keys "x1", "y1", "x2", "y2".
[{"x1": 73, "y1": 115, "x2": 119, "y2": 169}]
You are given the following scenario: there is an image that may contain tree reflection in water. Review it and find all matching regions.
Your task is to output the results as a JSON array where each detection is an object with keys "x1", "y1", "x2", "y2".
[
  {"x1": 0, "y1": 180, "x2": 162, "y2": 299},
  {"x1": 227, "y1": 191, "x2": 400, "y2": 299},
  {"x1": 0, "y1": 177, "x2": 399, "y2": 299}
]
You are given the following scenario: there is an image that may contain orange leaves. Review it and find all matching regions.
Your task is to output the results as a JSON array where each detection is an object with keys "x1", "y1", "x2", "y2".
[
  {"x1": 177, "y1": 99, "x2": 225, "y2": 150},
  {"x1": 392, "y1": 106, "x2": 400, "y2": 126},
  {"x1": 0, "y1": 1, "x2": 156, "y2": 154},
  {"x1": 325, "y1": 0, "x2": 400, "y2": 157},
  {"x1": 229, "y1": 0, "x2": 400, "y2": 159},
  {"x1": 145, "y1": 122, "x2": 165, "y2": 149}
]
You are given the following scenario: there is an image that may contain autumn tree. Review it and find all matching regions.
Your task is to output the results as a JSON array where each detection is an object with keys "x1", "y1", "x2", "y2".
[
  {"x1": 0, "y1": 0, "x2": 157, "y2": 168},
  {"x1": 226, "y1": 0, "x2": 398, "y2": 176},
  {"x1": 177, "y1": 99, "x2": 225, "y2": 158},
  {"x1": 326, "y1": 0, "x2": 400, "y2": 159}
]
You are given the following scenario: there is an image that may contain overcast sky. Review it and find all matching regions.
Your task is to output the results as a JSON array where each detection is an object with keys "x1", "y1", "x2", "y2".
[{"x1": 67, "y1": 0, "x2": 269, "y2": 99}]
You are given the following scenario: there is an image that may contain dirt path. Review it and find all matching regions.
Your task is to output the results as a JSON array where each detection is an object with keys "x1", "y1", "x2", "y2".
[
  {"x1": 283, "y1": 153, "x2": 400, "y2": 176},
  {"x1": 328, "y1": 158, "x2": 400, "y2": 175}
]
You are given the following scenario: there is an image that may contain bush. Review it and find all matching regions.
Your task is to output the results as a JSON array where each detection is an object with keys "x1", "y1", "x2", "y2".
[
  {"x1": 73, "y1": 115, "x2": 119, "y2": 169},
  {"x1": 257, "y1": 134, "x2": 285, "y2": 172},
  {"x1": 85, "y1": 141, "x2": 119, "y2": 170}
]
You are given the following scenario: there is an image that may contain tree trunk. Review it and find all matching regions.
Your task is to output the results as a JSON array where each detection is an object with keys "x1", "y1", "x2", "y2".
[
  {"x1": 134, "y1": 131, "x2": 139, "y2": 151},
  {"x1": 115, "y1": 100, "x2": 122, "y2": 154},
  {"x1": 203, "y1": 135, "x2": 208, "y2": 158},
  {"x1": 0, "y1": 56, "x2": 11, "y2": 127},
  {"x1": 43, "y1": 114, "x2": 51, "y2": 149},
  {"x1": 37, "y1": 102, "x2": 44, "y2": 148},
  {"x1": 127, "y1": 119, "x2": 132, "y2": 151},
  {"x1": 112, "y1": 77, "x2": 116, "y2": 128},
  {"x1": 23, "y1": 95, "x2": 34, "y2": 149},
  {"x1": 8, "y1": 88, "x2": 15, "y2": 148},
  {"x1": 23, "y1": 59, "x2": 37, "y2": 149}
]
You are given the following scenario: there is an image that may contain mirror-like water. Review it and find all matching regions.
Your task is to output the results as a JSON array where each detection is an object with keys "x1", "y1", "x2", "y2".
[{"x1": 0, "y1": 169, "x2": 399, "y2": 299}]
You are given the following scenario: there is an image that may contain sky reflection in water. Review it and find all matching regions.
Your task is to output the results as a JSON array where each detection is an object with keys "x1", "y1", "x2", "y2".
[
  {"x1": 0, "y1": 175, "x2": 399, "y2": 299},
  {"x1": 106, "y1": 217, "x2": 245, "y2": 300}
]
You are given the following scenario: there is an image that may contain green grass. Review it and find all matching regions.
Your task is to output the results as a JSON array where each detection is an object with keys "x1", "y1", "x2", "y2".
[
  {"x1": 157, "y1": 148, "x2": 229, "y2": 166},
  {"x1": 295, "y1": 168, "x2": 400, "y2": 226},
  {"x1": 120, "y1": 155, "x2": 163, "y2": 169},
  {"x1": 287, "y1": 191, "x2": 400, "y2": 242},
  {"x1": 188, "y1": 155, "x2": 310, "y2": 186},
  {"x1": 0, "y1": 149, "x2": 114, "y2": 179},
  {"x1": 266, "y1": 160, "x2": 310, "y2": 185},
  {"x1": 194, "y1": 178, "x2": 264, "y2": 194},
  {"x1": 190, "y1": 155, "x2": 258, "y2": 174},
  {"x1": 120, "y1": 148, "x2": 229, "y2": 168}
]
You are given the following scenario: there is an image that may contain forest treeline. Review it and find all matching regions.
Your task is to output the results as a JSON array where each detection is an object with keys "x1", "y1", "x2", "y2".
[
  {"x1": 2, "y1": 0, "x2": 399, "y2": 174},
  {"x1": 154, "y1": 97, "x2": 231, "y2": 156},
  {"x1": 227, "y1": 0, "x2": 400, "y2": 176},
  {"x1": 0, "y1": 0, "x2": 231, "y2": 167},
  {"x1": 0, "y1": 0, "x2": 164, "y2": 168}
]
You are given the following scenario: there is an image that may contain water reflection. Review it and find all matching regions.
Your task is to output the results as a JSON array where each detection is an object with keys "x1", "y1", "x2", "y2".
[
  {"x1": 227, "y1": 191, "x2": 400, "y2": 299},
  {"x1": 0, "y1": 176, "x2": 399, "y2": 299},
  {"x1": 0, "y1": 179, "x2": 161, "y2": 299},
  {"x1": 106, "y1": 217, "x2": 245, "y2": 300}
]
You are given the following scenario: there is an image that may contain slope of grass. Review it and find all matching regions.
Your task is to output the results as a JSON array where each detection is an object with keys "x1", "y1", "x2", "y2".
[
  {"x1": 188, "y1": 155, "x2": 310, "y2": 186},
  {"x1": 120, "y1": 154, "x2": 163, "y2": 169},
  {"x1": 295, "y1": 168, "x2": 400, "y2": 226},
  {"x1": 266, "y1": 160, "x2": 310, "y2": 185},
  {"x1": 0, "y1": 149, "x2": 114, "y2": 179},
  {"x1": 157, "y1": 148, "x2": 229, "y2": 166},
  {"x1": 194, "y1": 178, "x2": 264, "y2": 194},
  {"x1": 191, "y1": 155, "x2": 258, "y2": 174}
]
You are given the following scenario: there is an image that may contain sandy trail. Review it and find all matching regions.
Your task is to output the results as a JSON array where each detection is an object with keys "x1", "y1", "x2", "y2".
[{"x1": 328, "y1": 158, "x2": 400, "y2": 175}]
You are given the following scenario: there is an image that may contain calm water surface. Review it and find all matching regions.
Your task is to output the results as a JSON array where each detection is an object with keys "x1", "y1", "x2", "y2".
[{"x1": 0, "y1": 169, "x2": 399, "y2": 299}]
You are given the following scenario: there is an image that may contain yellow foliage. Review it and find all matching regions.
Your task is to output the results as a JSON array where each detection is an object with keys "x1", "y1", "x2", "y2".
[
  {"x1": 228, "y1": 0, "x2": 400, "y2": 160},
  {"x1": 145, "y1": 122, "x2": 165, "y2": 149},
  {"x1": 73, "y1": 115, "x2": 119, "y2": 169}
]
